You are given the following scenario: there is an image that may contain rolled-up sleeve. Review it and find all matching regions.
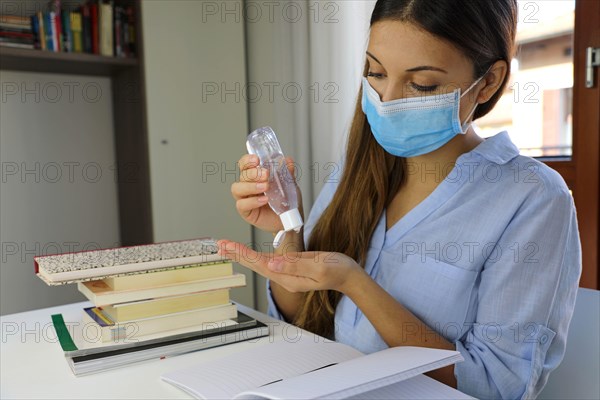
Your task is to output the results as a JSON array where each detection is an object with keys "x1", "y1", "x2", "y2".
[{"x1": 454, "y1": 181, "x2": 582, "y2": 399}]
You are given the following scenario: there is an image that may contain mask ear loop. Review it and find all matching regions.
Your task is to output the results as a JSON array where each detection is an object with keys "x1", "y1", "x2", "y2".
[{"x1": 459, "y1": 66, "x2": 493, "y2": 132}]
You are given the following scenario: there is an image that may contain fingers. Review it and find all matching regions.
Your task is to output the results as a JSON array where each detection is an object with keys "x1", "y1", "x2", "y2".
[
  {"x1": 231, "y1": 180, "x2": 269, "y2": 201},
  {"x1": 238, "y1": 154, "x2": 269, "y2": 182},
  {"x1": 218, "y1": 240, "x2": 326, "y2": 293},
  {"x1": 238, "y1": 154, "x2": 260, "y2": 171},
  {"x1": 240, "y1": 165, "x2": 269, "y2": 183},
  {"x1": 232, "y1": 155, "x2": 270, "y2": 200},
  {"x1": 235, "y1": 195, "x2": 269, "y2": 218},
  {"x1": 217, "y1": 240, "x2": 271, "y2": 276},
  {"x1": 267, "y1": 252, "x2": 323, "y2": 276}
]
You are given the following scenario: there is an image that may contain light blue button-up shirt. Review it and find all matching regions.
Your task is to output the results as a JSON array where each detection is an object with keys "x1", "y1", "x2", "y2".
[{"x1": 266, "y1": 132, "x2": 582, "y2": 399}]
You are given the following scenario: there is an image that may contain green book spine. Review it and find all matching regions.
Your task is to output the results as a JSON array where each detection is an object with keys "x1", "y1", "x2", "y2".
[{"x1": 51, "y1": 314, "x2": 78, "y2": 352}]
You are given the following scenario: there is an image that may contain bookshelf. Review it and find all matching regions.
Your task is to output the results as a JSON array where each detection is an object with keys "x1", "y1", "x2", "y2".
[
  {"x1": 0, "y1": 0, "x2": 153, "y2": 245},
  {"x1": 0, "y1": 46, "x2": 138, "y2": 75}
]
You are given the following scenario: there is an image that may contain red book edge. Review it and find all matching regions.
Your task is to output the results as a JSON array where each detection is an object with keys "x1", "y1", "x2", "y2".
[
  {"x1": 55, "y1": 10, "x2": 62, "y2": 52},
  {"x1": 0, "y1": 32, "x2": 34, "y2": 38},
  {"x1": 91, "y1": 2, "x2": 98, "y2": 54}
]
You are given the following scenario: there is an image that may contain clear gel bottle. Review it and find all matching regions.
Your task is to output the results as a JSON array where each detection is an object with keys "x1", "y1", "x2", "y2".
[{"x1": 246, "y1": 126, "x2": 303, "y2": 248}]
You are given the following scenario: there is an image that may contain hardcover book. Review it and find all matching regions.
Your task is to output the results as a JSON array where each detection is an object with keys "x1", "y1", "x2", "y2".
[
  {"x1": 34, "y1": 238, "x2": 228, "y2": 285},
  {"x1": 82, "y1": 302, "x2": 238, "y2": 342},
  {"x1": 52, "y1": 310, "x2": 269, "y2": 376},
  {"x1": 101, "y1": 289, "x2": 231, "y2": 322},
  {"x1": 77, "y1": 273, "x2": 245, "y2": 306}
]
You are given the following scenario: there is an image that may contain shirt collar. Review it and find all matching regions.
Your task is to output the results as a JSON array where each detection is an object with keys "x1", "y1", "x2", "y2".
[{"x1": 470, "y1": 131, "x2": 520, "y2": 165}]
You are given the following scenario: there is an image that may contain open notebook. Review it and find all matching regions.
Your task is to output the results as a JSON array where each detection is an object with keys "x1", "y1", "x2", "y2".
[{"x1": 161, "y1": 339, "x2": 470, "y2": 399}]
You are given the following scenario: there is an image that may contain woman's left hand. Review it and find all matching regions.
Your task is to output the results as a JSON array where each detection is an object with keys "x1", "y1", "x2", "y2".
[{"x1": 217, "y1": 239, "x2": 365, "y2": 294}]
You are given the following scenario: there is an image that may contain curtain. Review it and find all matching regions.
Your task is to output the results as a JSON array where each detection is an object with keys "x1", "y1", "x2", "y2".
[{"x1": 244, "y1": 0, "x2": 375, "y2": 310}]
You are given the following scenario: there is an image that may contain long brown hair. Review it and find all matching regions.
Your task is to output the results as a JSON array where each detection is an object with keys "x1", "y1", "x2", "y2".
[{"x1": 293, "y1": 0, "x2": 517, "y2": 338}]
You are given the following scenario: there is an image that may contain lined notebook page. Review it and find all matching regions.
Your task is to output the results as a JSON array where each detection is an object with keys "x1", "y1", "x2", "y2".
[
  {"x1": 160, "y1": 339, "x2": 363, "y2": 399},
  {"x1": 345, "y1": 374, "x2": 474, "y2": 399},
  {"x1": 236, "y1": 346, "x2": 463, "y2": 399}
]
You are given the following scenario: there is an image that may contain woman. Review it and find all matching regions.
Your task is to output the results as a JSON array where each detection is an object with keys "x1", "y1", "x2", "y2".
[{"x1": 218, "y1": 0, "x2": 582, "y2": 398}]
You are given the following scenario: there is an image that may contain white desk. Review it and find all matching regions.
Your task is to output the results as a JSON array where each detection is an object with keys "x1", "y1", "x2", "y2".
[
  {"x1": 1, "y1": 302, "x2": 469, "y2": 399},
  {"x1": 0, "y1": 301, "x2": 305, "y2": 399}
]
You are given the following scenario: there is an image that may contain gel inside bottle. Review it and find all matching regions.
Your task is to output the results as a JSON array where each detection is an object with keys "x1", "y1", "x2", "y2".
[{"x1": 246, "y1": 127, "x2": 303, "y2": 248}]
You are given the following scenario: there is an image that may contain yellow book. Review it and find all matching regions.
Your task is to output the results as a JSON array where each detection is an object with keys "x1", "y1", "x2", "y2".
[
  {"x1": 37, "y1": 11, "x2": 46, "y2": 51},
  {"x1": 101, "y1": 289, "x2": 230, "y2": 322},
  {"x1": 70, "y1": 11, "x2": 82, "y2": 53},
  {"x1": 99, "y1": 3, "x2": 113, "y2": 56},
  {"x1": 83, "y1": 303, "x2": 239, "y2": 342},
  {"x1": 102, "y1": 262, "x2": 233, "y2": 291},
  {"x1": 78, "y1": 273, "x2": 245, "y2": 306}
]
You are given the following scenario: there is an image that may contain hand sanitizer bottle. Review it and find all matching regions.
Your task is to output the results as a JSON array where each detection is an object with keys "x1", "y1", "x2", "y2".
[{"x1": 246, "y1": 127, "x2": 303, "y2": 248}]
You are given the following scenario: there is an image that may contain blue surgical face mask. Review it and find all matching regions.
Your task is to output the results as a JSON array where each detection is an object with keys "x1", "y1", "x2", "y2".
[{"x1": 361, "y1": 73, "x2": 486, "y2": 157}]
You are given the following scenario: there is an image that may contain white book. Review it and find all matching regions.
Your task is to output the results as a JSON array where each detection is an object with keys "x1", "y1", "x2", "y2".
[{"x1": 161, "y1": 338, "x2": 467, "y2": 399}]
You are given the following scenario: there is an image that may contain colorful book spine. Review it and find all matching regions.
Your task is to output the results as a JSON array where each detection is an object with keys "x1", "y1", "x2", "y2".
[
  {"x1": 55, "y1": 11, "x2": 62, "y2": 52},
  {"x1": 45, "y1": 12, "x2": 53, "y2": 51},
  {"x1": 90, "y1": 1, "x2": 98, "y2": 54},
  {"x1": 0, "y1": 2, "x2": 135, "y2": 56},
  {"x1": 70, "y1": 11, "x2": 82, "y2": 53},
  {"x1": 113, "y1": 5, "x2": 121, "y2": 57},
  {"x1": 37, "y1": 11, "x2": 46, "y2": 50},
  {"x1": 30, "y1": 15, "x2": 40, "y2": 49},
  {"x1": 81, "y1": 4, "x2": 91, "y2": 53},
  {"x1": 99, "y1": 1, "x2": 113, "y2": 56},
  {"x1": 126, "y1": 5, "x2": 135, "y2": 57},
  {"x1": 61, "y1": 10, "x2": 71, "y2": 52}
]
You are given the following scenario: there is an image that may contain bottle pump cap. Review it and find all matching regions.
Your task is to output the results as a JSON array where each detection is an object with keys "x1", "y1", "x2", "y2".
[
  {"x1": 280, "y1": 208, "x2": 303, "y2": 232},
  {"x1": 273, "y1": 208, "x2": 303, "y2": 248}
]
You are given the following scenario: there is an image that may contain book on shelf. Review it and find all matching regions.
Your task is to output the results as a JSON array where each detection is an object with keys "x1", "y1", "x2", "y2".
[
  {"x1": 0, "y1": 0, "x2": 136, "y2": 56},
  {"x1": 77, "y1": 273, "x2": 246, "y2": 306},
  {"x1": 161, "y1": 338, "x2": 469, "y2": 400},
  {"x1": 34, "y1": 238, "x2": 228, "y2": 285},
  {"x1": 90, "y1": 1, "x2": 98, "y2": 54},
  {"x1": 70, "y1": 11, "x2": 82, "y2": 52},
  {"x1": 81, "y1": 3, "x2": 91, "y2": 52},
  {"x1": 101, "y1": 288, "x2": 231, "y2": 322},
  {"x1": 36, "y1": 11, "x2": 45, "y2": 50},
  {"x1": 83, "y1": 302, "x2": 238, "y2": 342},
  {"x1": 0, "y1": 13, "x2": 33, "y2": 49},
  {"x1": 99, "y1": 1, "x2": 112, "y2": 56},
  {"x1": 0, "y1": 15, "x2": 30, "y2": 25},
  {"x1": 61, "y1": 8, "x2": 71, "y2": 52},
  {"x1": 52, "y1": 309, "x2": 269, "y2": 376}
]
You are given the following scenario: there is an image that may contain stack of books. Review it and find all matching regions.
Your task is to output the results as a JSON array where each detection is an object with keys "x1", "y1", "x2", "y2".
[
  {"x1": 77, "y1": 260, "x2": 246, "y2": 342},
  {"x1": 35, "y1": 238, "x2": 269, "y2": 375},
  {"x1": 0, "y1": 15, "x2": 34, "y2": 49},
  {"x1": 0, "y1": 0, "x2": 136, "y2": 57}
]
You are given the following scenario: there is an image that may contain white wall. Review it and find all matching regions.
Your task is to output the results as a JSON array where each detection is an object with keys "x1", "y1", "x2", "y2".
[{"x1": 0, "y1": 70, "x2": 120, "y2": 315}]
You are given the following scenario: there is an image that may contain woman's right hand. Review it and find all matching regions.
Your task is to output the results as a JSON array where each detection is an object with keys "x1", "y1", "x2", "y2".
[{"x1": 231, "y1": 154, "x2": 301, "y2": 234}]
